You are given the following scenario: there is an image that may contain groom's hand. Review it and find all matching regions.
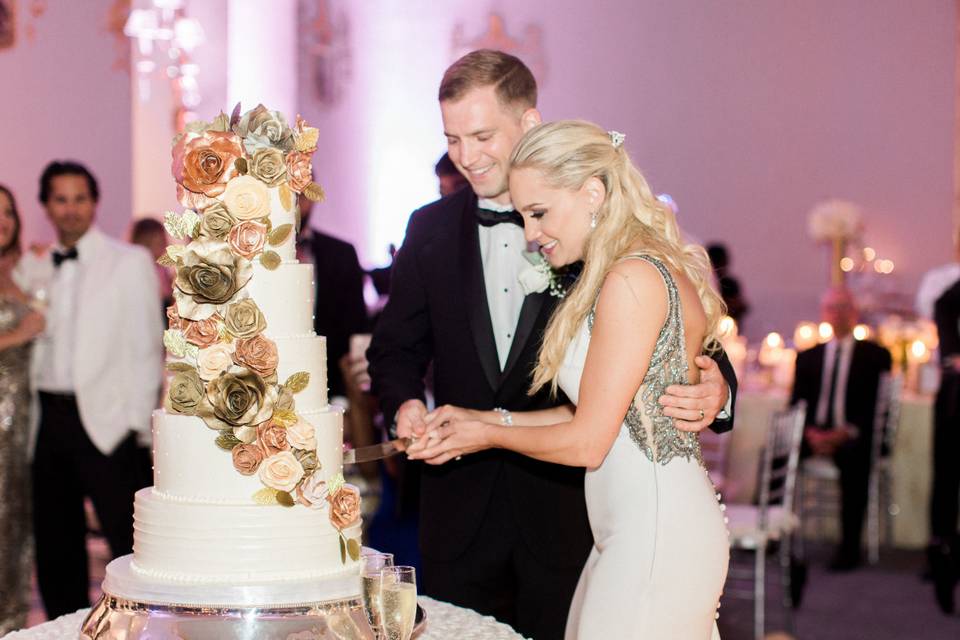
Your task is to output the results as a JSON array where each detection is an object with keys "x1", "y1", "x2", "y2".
[
  {"x1": 396, "y1": 399, "x2": 429, "y2": 439},
  {"x1": 659, "y1": 356, "x2": 728, "y2": 432}
]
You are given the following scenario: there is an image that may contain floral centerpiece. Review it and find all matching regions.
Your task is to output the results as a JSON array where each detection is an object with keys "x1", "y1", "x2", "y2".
[
  {"x1": 161, "y1": 104, "x2": 360, "y2": 562},
  {"x1": 807, "y1": 199, "x2": 863, "y2": 285}
]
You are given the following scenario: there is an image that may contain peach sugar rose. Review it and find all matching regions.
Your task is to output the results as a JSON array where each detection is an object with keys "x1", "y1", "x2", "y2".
[
  {"x1": 328, "y1": 484, "x2": 361, "y2": 530},
  {"x1": 258, "y1": 451, "x2": 304, "y2": 493},
  {"x1": 227, "y1": 220, "x2": 267, "y2": 259}
]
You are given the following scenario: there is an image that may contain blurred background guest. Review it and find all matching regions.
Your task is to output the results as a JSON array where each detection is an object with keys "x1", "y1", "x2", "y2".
[
  {"x1": 16, "y1": 161, "x2": 163, "y2": 619},
  {"x1": 791, "y1": 286, "x2": 891, "y2": 571},
  {"x1": 129, "y1": 217, "x2": 172, "y2": 311},
  {"x1": 929, "y1": 271, "x2": 960, "y2": 613},
  {"x1": 0, "y1": 184, "x2": 45, "y2": 634},
  {"x1": 295, "y1": 191, "x2": 369, "y2": 403},
  {"x1": 435, "y1": 151, "x2": 469, "y2": 197},
  {"x1": 708, "y1": 242, "x2": 750, "y2": 324}
]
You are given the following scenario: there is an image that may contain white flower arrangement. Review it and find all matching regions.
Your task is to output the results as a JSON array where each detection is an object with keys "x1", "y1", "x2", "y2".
[
  {"x1": 807, "y1": 199, "x2": 863, "y2": 242},
  {"x1": 518, "y1": 251, "x2": 566, "y2": 298}
]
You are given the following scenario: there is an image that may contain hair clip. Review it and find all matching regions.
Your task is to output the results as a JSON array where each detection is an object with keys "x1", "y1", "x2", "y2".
[{"x1": 608, "y1": 130, "x2": 626, "y2": 149}]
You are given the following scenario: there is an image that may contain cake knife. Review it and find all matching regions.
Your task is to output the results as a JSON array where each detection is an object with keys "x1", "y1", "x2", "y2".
[{"x1": 342, "y1": 437, "x2": 412, "y2": 464}]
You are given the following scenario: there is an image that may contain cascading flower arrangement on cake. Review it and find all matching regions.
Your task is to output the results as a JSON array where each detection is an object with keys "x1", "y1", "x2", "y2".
[{"x1": 160, "y1": 104, "x2": 362, "y2": 562}]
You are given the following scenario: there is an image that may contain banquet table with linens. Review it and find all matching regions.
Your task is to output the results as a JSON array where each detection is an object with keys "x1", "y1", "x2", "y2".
[
  {"x1": 2, "y1": 596, "x2": 529, "y2": 640},
  {"x1": 721, "y1": 388, "x2": 934, "y2": 548}
]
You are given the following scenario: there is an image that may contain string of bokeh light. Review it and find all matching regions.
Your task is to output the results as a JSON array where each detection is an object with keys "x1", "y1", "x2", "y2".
[{"x1": 839, "y1": 246, "x2": 894, "y2": 275}]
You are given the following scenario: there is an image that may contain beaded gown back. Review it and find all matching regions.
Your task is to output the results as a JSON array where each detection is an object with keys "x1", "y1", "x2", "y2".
[
  {"x1": 558, "y1": 255, "x2": 728, "y2": 639},
  {"x1": 0, "y1": 296, "x2": 33, "y2": 634}
]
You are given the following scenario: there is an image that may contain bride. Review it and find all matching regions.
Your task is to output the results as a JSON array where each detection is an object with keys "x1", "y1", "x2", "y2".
[{"x1": 408, "y1": 120, "x2": 729, "y2": 639}]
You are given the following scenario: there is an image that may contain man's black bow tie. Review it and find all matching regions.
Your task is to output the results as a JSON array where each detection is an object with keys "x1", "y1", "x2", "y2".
[
  {"x1": 52, "y1": 247, "x2": 78, "y2": 267},
  {"x1": 476, "y1": 207, "x2": 524, "y2": 228}
]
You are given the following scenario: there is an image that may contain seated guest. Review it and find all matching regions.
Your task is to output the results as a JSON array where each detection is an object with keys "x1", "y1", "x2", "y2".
[
  {"x1": 16, "y1": 161, "x2": 164, "y2": 619},
  {"x1": 0, "y1": 185, "x2": 46, "y2": 634},
  {"x1": 790, "y1": 286, "x2": 891, "y2": 570},
  {"x1": 435, "y1": 152, "x2": 469, "y2": 197}
]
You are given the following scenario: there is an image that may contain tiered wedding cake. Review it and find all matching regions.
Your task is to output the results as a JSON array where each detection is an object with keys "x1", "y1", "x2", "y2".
[{"x1": 100, "y1": 105, "x2": 362, "y2": 607}]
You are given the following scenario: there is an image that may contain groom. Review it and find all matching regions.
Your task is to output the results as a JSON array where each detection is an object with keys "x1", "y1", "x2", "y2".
[{"x1": 367, "y1": 49, "x2": 737, "y2": 639}]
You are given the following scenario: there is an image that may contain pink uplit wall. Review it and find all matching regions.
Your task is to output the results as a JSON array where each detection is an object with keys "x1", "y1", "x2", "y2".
[
  {"x1": 0, "y1": 0, "x2": 132, "y2": 243},
  {"x1": 297, "y1": 0, "x2": 955, "y2": 338}
]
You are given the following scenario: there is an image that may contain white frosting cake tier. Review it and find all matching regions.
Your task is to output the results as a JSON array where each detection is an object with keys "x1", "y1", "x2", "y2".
[
  {"x1": 130, "y1": 489, "x2": 361, "y2": 587},
  {"x1": 263, "y1": 186, "x2": 297, "y2": 262},
  {"x1": 244, "y1": 262, "x2": 315, "y2": 337},
  {"x1": 274, "y1": 333, "x2": 329, "y2": 410},
  {"x1": 153, "y1": 407, "x2": 344, "y2": 503}
]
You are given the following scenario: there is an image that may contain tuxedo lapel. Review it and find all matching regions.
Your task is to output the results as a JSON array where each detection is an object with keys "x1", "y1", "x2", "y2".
[
  {"x1": 458, "y1": 199, "x2": 500, "y2": 392},
  {"x1": 501, "y1": 291, "x2": 548, "y2": 383}
]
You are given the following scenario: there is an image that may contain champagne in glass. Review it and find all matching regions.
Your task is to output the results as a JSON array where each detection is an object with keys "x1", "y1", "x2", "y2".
[
  {"x1": 378, "y1": 566, "x2": 417, "y2": 640},
  {"x1": 360, "y1": 552, "x2": 393, "y2": 637}
]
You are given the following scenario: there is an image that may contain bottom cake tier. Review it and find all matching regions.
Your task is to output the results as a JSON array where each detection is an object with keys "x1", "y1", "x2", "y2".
[{"x1": 130, "y1": 488, "x2": 361, "y2": 590}]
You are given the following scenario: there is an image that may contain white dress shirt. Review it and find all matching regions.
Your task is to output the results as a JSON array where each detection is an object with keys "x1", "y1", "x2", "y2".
[
  {"x1": 916, "y1": 263, "x2": 960, "y2": 320},
  {"x1": 815, "y1": 335, "x2": 855, "y2": 427},
  {"x1": 35, "y1": 238, "x2": 90, "y2": 393},
  {"x1": 477, "y1": 198, "x2": 529, "y2": 370}
]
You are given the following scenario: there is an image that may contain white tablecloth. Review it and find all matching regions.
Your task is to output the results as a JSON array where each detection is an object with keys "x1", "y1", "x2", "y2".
[{"x1": 3, "y1": 596, "x2": 528, "y2": 640}]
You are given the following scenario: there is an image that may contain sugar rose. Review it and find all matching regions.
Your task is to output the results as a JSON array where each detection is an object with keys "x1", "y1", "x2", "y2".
[
  {"x1": 284, "y1": 152, "x2": 313, "y2": 193},
  {"x1": 231, "y1": 443, "x2": 264, "y2": 475},
  {"x1": 198, "y1": 367, "x2": 277, "y2": 430},
  {"x1": 196, "y1": 343, "x2": 235, "y2": 380},
  {"x1": 258, "y1": 451, "x2": 305, "y2": 493},
  {"x1": 199, "y1": 202, "x2": 237, "y2": 240},
  {"x1": 182, "y1": 314, "x2": 221, "y2": 348},
  {"x1": 222, "y1": 175, "x2": 270, "y2": 221},
  {"x1": 249, "y1": 148, "x2": 287, "y2": 187},
  {"x1": 174, "y1": 240, "x2": 253, "y2": 320},
  {"x1": 296, "y1": 471, "x2": 327, "y2": 509},
  {"x1": 286, "y1": 417, "x2": 316, "y2": 451},
  {"x1": 327, "y1": 484, "x2": 361, "y2": 530},
  {"x1": 172, "y1": 130, "x2": 243, "y2": 204},
  {"x1": 233, "y1": 335, "x2": 278, "y2": 377},
  {"x1": 166, "y1": 304, "x2": 182, "y2": 330},
  {"x1": 235, "y1": 104, "x2": 295, "y2": 154},
  {"x1": 257, "y1": 421, "x2": 289, "y2": 456},
  {"x1": 167, "y1": 369, "x2": 204, "y2": 415},
  {"x1": 228, "y1": 220, "x2": 267, "y2": 259},
  {"x1": 224, "y1": 299, "x2": 267, "y2": 339}
]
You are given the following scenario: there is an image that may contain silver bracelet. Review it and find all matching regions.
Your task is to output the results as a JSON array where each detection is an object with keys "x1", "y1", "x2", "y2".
[{"x1": 494, "y1": 407, "x2": 513, "y2": 426}]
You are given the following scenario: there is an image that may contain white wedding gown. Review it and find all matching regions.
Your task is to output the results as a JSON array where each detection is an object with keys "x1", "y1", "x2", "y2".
[{"x1": 558, "y1": 255, "x2": 729, "y2": 640}]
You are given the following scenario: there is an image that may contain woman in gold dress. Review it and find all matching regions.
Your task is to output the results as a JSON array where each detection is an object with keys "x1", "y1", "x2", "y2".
[{"x1": 0, "y1": 184, "x2": 45, "y2": 633}]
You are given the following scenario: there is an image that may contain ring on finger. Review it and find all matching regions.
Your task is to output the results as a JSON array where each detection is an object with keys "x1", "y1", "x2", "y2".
[{"x1": 698, "y1": 409, "x2": 704, "y2": 420}]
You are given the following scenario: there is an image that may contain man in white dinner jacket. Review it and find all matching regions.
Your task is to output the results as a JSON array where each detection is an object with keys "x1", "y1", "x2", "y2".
[{"x1": 15, "y1": 161, "x2": 163, "y2": 619}]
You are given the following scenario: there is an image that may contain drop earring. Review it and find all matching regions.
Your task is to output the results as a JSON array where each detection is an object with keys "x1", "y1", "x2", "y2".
[{"x1": 590, "y1": 211, "x2": 598, "y2": 229}]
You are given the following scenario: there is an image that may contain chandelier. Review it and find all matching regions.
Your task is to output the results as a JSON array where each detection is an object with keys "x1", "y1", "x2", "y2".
[{"x1": 124, "y1": 0, "x2": 204, "y2": 122}]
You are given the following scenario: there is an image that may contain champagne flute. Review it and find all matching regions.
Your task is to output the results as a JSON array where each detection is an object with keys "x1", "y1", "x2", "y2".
[
  {"x1": 360, "y1": 552, "x2": 394, "y2": 638},
  {"x1": 378, "y1": 566, "x2": 417, "y2": 640}
]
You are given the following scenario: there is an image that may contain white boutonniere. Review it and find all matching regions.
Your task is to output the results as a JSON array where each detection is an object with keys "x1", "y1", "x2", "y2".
[{"x1": 518, "y1": 251, "x2": 566, "y2": 298}]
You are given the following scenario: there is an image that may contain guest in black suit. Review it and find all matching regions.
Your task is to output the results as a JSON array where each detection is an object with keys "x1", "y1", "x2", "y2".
[
  {"x1": 790, "y1": 286, "x2": 891, "y2": 571},
  {"x1": 929, "y1": 276, "x2": 960, "y2": 613},
  {"x1": 367, "y1": 49, "x2": 737, "y2": 640},
  {"x1": 296, "y1": 193, "x2": 369, "y2": 400}
]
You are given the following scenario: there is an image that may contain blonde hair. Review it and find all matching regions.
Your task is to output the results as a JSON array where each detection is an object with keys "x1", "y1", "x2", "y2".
[{"x1": 510, "y1": 121, "x2": 726, "y2": 396}]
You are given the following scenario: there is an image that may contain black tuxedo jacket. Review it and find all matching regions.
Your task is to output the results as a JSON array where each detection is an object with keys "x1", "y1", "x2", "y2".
[
  {"x1": 306, "y1": 230, "x2": 369, "y2": 398},
  {"x1": 790, "y1": 340, "x2": 892, "y2": 450},
  {"x1": 368, "y1": 188, "x2": 737, "y2": 564}
]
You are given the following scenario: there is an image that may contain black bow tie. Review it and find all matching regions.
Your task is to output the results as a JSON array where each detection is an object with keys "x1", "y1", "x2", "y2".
[
  {"x1": 476, "y1": 207, "x2": 524, "y2": 228},
  {"x1": 52, "y1": 247, "x2": 78, "y2": 267}
]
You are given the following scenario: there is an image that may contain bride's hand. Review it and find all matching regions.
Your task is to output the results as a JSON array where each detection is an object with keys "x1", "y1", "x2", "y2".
[
  {"x1": 423, "y1": 404, "x2": 491, "y2": 427},
  {"x1": 406, "y1": 420, "x2": 492, "y2": 465}
]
